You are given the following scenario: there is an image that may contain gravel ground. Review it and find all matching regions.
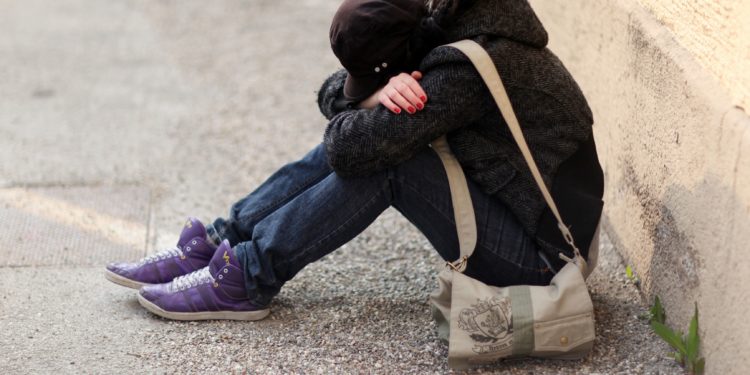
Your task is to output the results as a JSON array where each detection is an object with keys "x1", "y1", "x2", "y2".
[
  {"x1": 130, "y1": 219, "x2": 681, "y2": 374},
  {"x1": 1, "y1": 0, "x2": 683, "y2": 373}
]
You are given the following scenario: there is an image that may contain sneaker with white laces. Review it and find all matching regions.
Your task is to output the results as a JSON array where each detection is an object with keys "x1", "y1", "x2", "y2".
[
  {"x1": 105, "y1": 217, "x2": 217, "y2": 289},
  {"x1": 137, "y1": 239, "x2": 269, "y2": 321}
]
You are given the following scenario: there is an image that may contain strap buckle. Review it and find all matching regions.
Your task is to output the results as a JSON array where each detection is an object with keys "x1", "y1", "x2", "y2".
[
  {"x1": 558, "y1": 252, "x2": 576, "y2": 264},
  {"x1": 557, "y1": 222, "x2": 583, "y2": 260},
  {"x1": 446, "y1": 256, "x2": 468, "y2": 273}
]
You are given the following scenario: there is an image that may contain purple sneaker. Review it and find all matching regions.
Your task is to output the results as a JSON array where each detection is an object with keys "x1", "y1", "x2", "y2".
[
  {"x1": 137, "y1": 239, "x2": 269, "y2": 321},
  {"x1": 105, "y1": 217, "x2": 218, "y2": 289}
]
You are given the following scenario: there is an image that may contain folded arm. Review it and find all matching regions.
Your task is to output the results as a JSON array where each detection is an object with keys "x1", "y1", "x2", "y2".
[
  {"x1": 323, "y1": 61, "x2": 490, "y2": 177},
  {"x1": 316, "y1": 69, "x2": 351, "y2": 120}
]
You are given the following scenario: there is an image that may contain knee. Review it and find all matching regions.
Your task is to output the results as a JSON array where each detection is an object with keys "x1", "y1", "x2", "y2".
[{"x1": 310, "y1": 143, "x2": 333, "y2": 171}]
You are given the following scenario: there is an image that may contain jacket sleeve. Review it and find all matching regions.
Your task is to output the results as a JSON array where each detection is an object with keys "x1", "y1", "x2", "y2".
[
  {"x1": 323, "y1": 60, "x2": 490, "y2": 177},
  {"x1": 316, "y1": 69, "x2": 354, "y2": 120}
]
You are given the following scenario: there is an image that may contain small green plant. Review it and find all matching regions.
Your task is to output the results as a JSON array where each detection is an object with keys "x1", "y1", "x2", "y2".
[
  {"x1": 649, "y1": 298, "x2": 705, "y2": 375},
  {"x1": 625, "y1": 265, "x2": 641, "y2": 287},
  {"x1": 650, "y1": 295, "x2": 666, "y2": 324}
]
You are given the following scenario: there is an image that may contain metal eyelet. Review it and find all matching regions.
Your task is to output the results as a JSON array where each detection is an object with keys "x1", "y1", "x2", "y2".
[
  {"x1": 218, "y1": 275, "x2": 223, "y2": 280},
  {"x1": 185, "y1": 246, "x2": 191, "y2": 252},
  {"x1": 179, "y1": 255, "x2": 186, "y2": 260},
  {"x1": 191, "y1": 240, "x2": 197, "y2": 245},
  {"x1": 223, "y1": 269, "x2": 228, "y2": 274}
]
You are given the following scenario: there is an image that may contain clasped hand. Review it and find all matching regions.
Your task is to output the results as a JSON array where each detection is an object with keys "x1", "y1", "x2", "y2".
[{"x1": 357, "y1": 71, "x2": 427, "y2": 114}]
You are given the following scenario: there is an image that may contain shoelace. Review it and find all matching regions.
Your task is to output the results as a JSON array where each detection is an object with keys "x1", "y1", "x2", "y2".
[
  {"x1": 138, "y1": 246, "x2": 184, "y2": 265},
  {"x1": 169, "y1": 267, "x2": 214, "y2": 292}
]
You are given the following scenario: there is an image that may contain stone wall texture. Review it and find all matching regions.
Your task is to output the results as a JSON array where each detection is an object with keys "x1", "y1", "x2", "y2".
[
  {"x1": 634, "y1": 0, "x2": 750, "y2": 110},
  {"x1": 527, "y1": 0, "x2": 750, "y2": 373}
]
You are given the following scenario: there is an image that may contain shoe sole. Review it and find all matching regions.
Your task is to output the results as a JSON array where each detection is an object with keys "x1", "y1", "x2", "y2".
[
  {"x1": 137, "y1": 292, "x2": 270, "y2": 321},
  {"x1": 105, "y1": 269, "x2": 153, "y2": 289}
]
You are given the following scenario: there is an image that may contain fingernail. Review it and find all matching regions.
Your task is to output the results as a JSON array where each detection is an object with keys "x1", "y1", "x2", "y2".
[
  {"x1": 394, "y1": 107, "x2": 401, "y2": 114},
  {"x1": 416, "y1": 102, "x2": 424, "y2": 110},
  {"x1": 420, "y1": 95, "x2": 427, "y2": 102},
  {"x1": 407, "y1": 106, "x2": 415, "y2": 113}
]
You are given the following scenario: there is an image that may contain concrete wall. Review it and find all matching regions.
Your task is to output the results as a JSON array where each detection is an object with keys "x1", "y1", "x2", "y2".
[
  {"x1": 527, "y1": 0, "x2": 750, "y2": 373},
  {"x1": 634, "y1": 0, "x2": 750, "y2": 110}
]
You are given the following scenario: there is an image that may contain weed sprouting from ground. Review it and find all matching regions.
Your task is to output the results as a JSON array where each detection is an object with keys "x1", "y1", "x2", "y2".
[{"x1": 649, "y1": 297, "x2": 705, "y2": 374}]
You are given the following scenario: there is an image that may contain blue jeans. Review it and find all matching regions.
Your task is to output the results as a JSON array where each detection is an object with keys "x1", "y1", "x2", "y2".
[{"x1": 212, "y1": 143, "x2": 553, "y2": 306}]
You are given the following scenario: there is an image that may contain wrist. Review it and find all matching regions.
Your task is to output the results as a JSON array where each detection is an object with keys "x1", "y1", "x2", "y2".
[{"x1": 357, "y1": 88, "x2": 383, "y2": 109}]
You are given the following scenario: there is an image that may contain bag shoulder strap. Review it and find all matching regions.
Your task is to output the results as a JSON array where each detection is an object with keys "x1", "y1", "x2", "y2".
[
  {"x1": 442, "y1": 39, "x2": 584, "y2": 265},
  {"x1": 431, "y1": 135, "x2": 476, "y2": 272}
]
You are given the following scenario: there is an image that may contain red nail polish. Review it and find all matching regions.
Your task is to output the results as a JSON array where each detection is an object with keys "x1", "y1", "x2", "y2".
[
  {"x1": 416, "y1": 102, "x2": 424, "y2": 110},
  {"x1": 408, "y1": 106, "x2": 415, "y2": 113},
  {"x1": 420, "y1": 95, "x2": 427, "y2": 101},
  {"x1": 394, "y1": 107, "x2": 401, "y2": 114}
]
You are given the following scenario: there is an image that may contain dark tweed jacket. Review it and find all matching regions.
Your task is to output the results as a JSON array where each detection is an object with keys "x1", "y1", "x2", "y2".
[{"x1": 317, "y1": 0, "x2": 604, "y2": 268}]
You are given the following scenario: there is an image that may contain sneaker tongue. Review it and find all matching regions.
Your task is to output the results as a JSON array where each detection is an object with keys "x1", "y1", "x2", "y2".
[
  {"x1": 177, "y1": 217, "x2": 207, "y2": 247},
  {"x1": 210, "y1": 239, "x2": 238, "y2": 276}
]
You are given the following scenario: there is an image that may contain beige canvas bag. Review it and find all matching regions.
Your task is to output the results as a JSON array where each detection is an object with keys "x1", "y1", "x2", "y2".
[{"x1": 428, "y1": 40, "x2": 599, "y2": 369}]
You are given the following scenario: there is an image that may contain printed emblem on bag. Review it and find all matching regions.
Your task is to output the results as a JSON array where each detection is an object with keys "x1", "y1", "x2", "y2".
[{"x1": 458, "y1": 296, "x2": 513, "y2": 354}]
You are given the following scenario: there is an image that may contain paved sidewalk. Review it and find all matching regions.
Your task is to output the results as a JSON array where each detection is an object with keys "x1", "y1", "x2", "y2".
[{"x1": 0, "y1": 0, "x2": 681, "y2": 373}]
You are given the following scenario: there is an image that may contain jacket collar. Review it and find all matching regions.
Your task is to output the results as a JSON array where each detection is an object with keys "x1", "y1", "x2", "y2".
[{"x1": 444, "y1": 0, "x2": 548, "y2": 48}]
